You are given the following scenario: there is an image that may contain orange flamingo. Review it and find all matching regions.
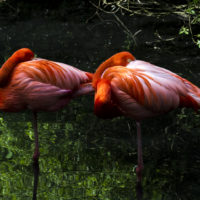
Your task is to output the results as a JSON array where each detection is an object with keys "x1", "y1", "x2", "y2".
[
  {"x1": 92, "y1": 52, "x2": 200, "y2": 185},
  {"x1": 0, "y1": 48, "x2": 93, "y2": 162}
]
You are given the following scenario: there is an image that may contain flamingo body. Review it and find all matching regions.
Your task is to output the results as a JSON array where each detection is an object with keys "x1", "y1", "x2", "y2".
[
  {"x1": 0, "y1": 50, "x2": 93, "y2": 112},
  {"x1": 94, "y1": 55, "x2": 200, "y2": 120}
]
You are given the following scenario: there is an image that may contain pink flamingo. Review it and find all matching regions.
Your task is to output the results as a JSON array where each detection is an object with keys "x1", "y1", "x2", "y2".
[
  {"x1": 92, "y1": 51, "x2": 200, "y2": 186},
  {"x1": 0, "y1": 48, "x2": 94, "y2": 200},
  {"x1": 0, "y1": 48, "x2": 93, "y2": 162}
]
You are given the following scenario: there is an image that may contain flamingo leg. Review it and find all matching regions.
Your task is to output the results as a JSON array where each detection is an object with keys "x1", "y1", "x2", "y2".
[
  {"x1": 32, "y1": 111, "x2": 40, "y2": 162},
  {"x1": 136, "y1": 121, "x2": 143, "y2": 183},
  {"x1": 32, "y1": 111, "x2": 40, "y2": 200},
  {"x1": 135, "y1": 121, "x2": 143, "y2": 200},
  {"x1": 32, "y1": 160, "x2": 39, "y2": 200}
]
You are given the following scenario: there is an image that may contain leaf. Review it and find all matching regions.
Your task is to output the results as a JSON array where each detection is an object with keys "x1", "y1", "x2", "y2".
[
  {"x1": 6, "y1": 151, "x2": 13, "y2": 159},
  {"x1": 196, "y1": 40, "x2": 200, "y2": 48},
  {"x1": 179, "y1": 26, "x2": 189, "y2": 35}
]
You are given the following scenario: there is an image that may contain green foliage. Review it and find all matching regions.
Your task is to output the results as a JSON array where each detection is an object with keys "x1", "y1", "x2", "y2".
[
  {"x1": 0, "y1": 110, "x2": 138, "y2": 200},
  {"x1": 91, "y1": 0, "x2": 200, "y2": 48},
  {"x1": 179, "y1": 26, "x2": 189, "y2": 35},
  {"x1": 0, "y1": 106, "x2": 200, "y2": 199},
  {"x1": 179, "y1": 0, "x2": 200, "y2": 48}
]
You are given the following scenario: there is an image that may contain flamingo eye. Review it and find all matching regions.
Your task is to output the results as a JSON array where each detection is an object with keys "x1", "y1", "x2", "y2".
[{"x1": 127, "y1": 58, "x2": 132, "y2": 63}]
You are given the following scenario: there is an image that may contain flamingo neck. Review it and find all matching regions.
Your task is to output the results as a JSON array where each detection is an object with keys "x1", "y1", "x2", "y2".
[
  {"x1": 92, "y1": 59, "x2": 113, "y2": 89},
  {"x1": 94, "y1": 79, "x2": 122, "y2": 118}
]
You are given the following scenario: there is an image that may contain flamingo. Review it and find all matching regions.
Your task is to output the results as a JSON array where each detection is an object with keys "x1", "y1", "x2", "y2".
[
  {"x1": 0, "y1": 48, "x2": 94, "y2": 162},
  {"x1": 1, "y1": 48, "x2": 94, "y2": 200},
  {"x1": 92, "y1": 52, "x2": 200, "y2": 185}
]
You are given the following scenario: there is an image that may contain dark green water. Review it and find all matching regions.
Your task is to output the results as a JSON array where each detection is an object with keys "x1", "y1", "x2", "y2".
[{"x1": 0, "y1": 1, "x2": 200, "y2": 200}]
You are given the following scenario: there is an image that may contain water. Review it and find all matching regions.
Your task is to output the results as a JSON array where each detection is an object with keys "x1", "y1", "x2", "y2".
[{"x1": 0, "y1": 1, "x2": 200, "y2": 200}]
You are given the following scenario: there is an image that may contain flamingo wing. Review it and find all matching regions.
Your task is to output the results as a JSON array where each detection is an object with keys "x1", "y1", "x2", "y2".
[
  {"x1": 16, "y1": 59, "x2": 91, "y2": 89},
  {"x1": 2, "y1": 79, "x2": 72, "y2": 112}
]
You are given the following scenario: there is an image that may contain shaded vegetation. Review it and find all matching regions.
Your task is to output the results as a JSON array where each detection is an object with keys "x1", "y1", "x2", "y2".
[{"x1": 91, "y1": 0, "x2": 200, "y2": 47}]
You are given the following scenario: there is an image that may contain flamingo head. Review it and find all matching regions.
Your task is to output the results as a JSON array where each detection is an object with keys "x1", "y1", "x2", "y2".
[
  {"x1": 13, "y1": 48, "x2": 34, "y2": 63},
  {"x1": 93, "y1": 52, "x2": 135, "y2": 89},
  {"x1": 111, "y1": 51, "x2": 135, "y2": 67}
]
